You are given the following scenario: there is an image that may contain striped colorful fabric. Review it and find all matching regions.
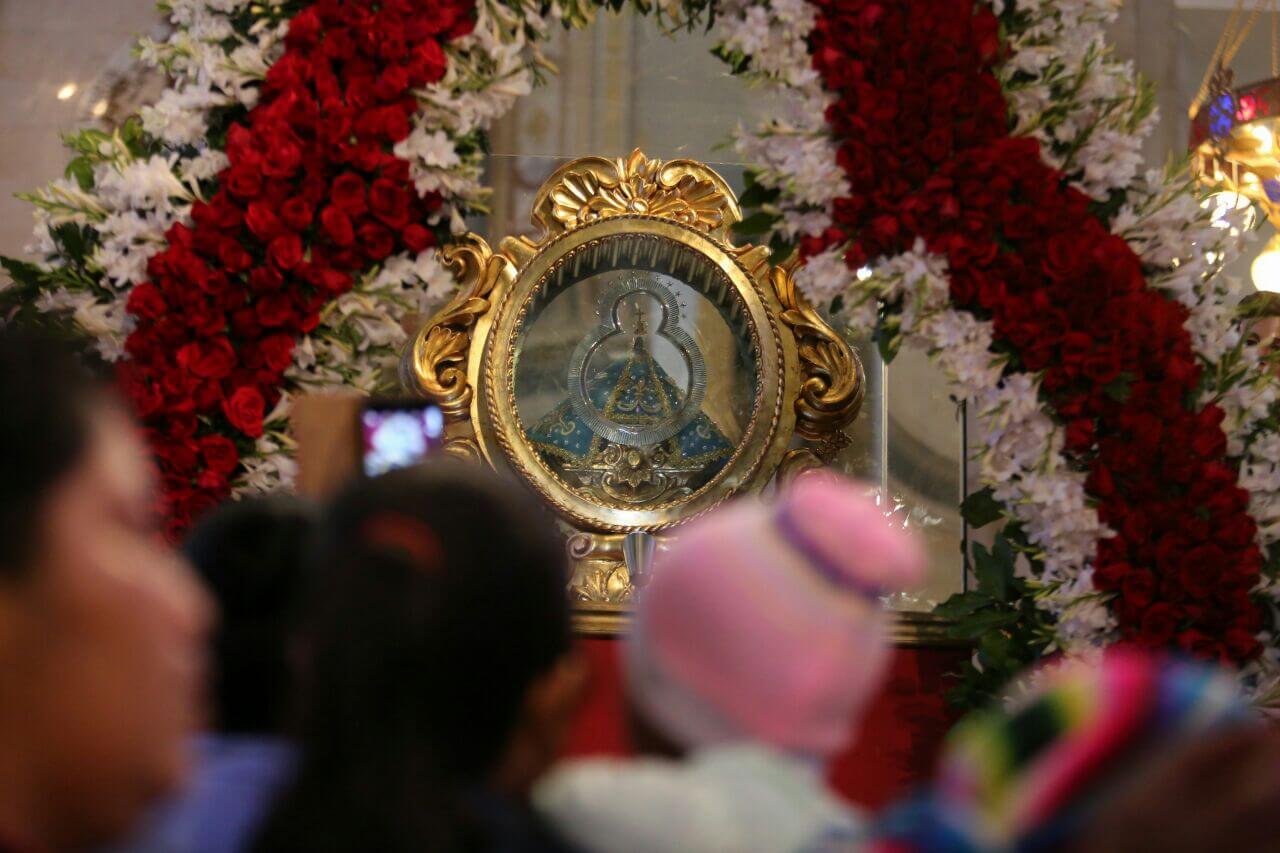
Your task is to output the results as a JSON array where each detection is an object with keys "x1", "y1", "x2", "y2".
[{"x1": 870, "y1": 650, "x2": 1250, "y2": 852}]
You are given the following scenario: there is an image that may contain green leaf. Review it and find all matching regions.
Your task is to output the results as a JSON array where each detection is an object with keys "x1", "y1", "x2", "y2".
[
  {"x1": 738, "y1": 179, "x2": 778, "y2": 210},
  {"x1": 1103, "y1": 371, "x2": 1136, "y2": 403},
  {"x1": 945, "y1": 609, "x2": 1019, "y2": 639},
  {"x1": 875, "y1": 330, "x2": 900, "y2": 362},
  {"x1": 977, "y1": 629, "x2": 1015, "y2": 669},
  {"x1": 971, "y1": 541, "x2": 1014, "y2": 603},
  {"x1": 961, "y1": 487, "x2": 1004, "y2": 527},
  {"x1": 731, "y1": 211, "x2": 776, "y2": 238},
  {"x1": 50, "y1": 223, "x2": 93, "y2": 260},
  {"x1": 933, "y1": 591, "x2": 994, "y2": 618},
  {"x1": 65, "y1": 157, "x2": 94, "y2": 191},
  {"x1": 767, "y1": 232, "x2": 796, "y2": 260},
  {"x1": 0, "y1": 256, "x2": 47, "y2": 288}
]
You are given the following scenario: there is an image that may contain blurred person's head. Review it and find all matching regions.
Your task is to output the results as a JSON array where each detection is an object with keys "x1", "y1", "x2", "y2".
[
  {"x1": 254, "y1": 462, "x2": 584, "y2": 853},
  {"x1": 624, "y1": 474, "x2": 926, "y2": 762},
  {"x1": 0, "y1": 328, "x2": 211, "y2": 850},
  {"x1": 871, "y1": 650, "x2": 1254, "y2": 853},
  {"x1": 182, "y1": 495, "x2": 317, "y2": 736}
]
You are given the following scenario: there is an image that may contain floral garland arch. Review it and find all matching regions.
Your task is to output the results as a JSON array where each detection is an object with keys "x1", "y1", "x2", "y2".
[{"x1": 4, "y1": 0, "x2": 1279, "y2": 705}]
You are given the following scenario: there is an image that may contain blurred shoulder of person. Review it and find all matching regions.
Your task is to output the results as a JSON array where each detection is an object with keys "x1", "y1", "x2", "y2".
[
  {"x1": 535, "y1": 474, "x2": 926, "y2": 853},
  {"x1": 105, "y1": 495, "x2": 317, "y2": 853},
  {"x1": 253, "y1": 462, "x2": 588, "y2": 853},
  {"x1": 0, "y1": 328, "x2": 211, "y2": 852}
]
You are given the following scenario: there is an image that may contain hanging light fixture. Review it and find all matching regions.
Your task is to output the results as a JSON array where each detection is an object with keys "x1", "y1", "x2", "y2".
[{"x1": 1190, "y1": 0, "x2": 1280, "y2": 290}]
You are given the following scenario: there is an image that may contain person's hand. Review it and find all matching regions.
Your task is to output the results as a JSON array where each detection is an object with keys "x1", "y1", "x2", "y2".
[{"x1": 1074, "y1": 724, "x2": 1280, "y2": 853}]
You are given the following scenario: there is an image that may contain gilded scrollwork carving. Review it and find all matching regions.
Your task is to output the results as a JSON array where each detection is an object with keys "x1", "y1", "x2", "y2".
[
  {"x1": 770, "y1": 265, "x2": 865, "y2": 442},
  {"x1": 441, "y1": 436, "x2": 482, "y2": 462},
  {"x1": 531, "y1": 149, "x2": 742, "y2": 240},
  {"x1": 401, "y1": 234, "x2": 513, "y2": 420},
  {"x1": 566, "y1": 532, "x2": 633, "y2": 602}
]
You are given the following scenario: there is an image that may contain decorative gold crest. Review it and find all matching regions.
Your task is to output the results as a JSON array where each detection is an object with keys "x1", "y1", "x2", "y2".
[
  {"x1": 532, "y1": 149, "x2": 742, "y2": 239},
  {"x1": 401, "y1": 149, "x2": 863, "y2": 633}
]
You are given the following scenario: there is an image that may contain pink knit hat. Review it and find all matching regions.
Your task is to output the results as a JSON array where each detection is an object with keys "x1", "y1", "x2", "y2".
[{"x1": 625, "y1": 473, "x2": 927, "y2": 759}]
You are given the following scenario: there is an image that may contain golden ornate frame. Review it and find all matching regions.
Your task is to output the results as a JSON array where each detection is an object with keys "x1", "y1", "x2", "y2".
[{"x1": 401, "y1": 150, "x2": 865, "y2": 632}]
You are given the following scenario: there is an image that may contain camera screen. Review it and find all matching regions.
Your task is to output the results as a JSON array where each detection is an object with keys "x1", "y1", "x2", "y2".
[{"x1": 360, "y1": 403, "x2": 446, "y2": 476}]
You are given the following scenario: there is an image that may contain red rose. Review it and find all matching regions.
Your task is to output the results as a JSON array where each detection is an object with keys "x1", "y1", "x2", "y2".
[
  {"x1": 330, "y1": 173, "x2": 367, "y2": 215},
  {"x1": 245, "y1": 202, "x2": 284, "y2": 242},
  {"x1": 164, "y1": 413, "x2": 198, "y2": 441},
  {"x1": 217, "y1": 238, "x2": 254, "y2": 273},
  {"x1": 1176, "y1": 629, "x2": 1219, "y2": 660},
  {"x1": 1120, "y1": 568, "x2": 1156, "y2": 608},
  {"x1": 127, "y1": 282, "x2": 168, "y2": 320},
  {"x1": 190, "y1": 194, "x2": 243, "y2": 231},
  {"x1": 268, "y1": 233, "x2": 304, "y2": 270},
  {"x1": 230, "y1": 308, "x2": 261, "y2": 339},
  {"x1": 300, "y1": 265, "x2": 352, "y2": 295},
  {"x1": 357, "y1": 222, "x2": 394, "y2": 260},
  {"x1": 262, "y1": 136, "x2": 303, "y2": 180},
  {"x1": 375, "y1": 64, "x2": 410, "y2": 100},
  {"x1": 1064, "y1": 418, "x2": 1095, "y2": 452},
  {"x1": 320, "y1": 206, "x2": 355, "y2": 246},
  {"x1": 184, "y1": 302, "x2": 226, "y2": 338},
  {"x1": 154, "y1": 441, "x2": 199, "y2": 473},
  {"x1": 280, "y1": 197, "x2": 315, "y2": 231},
  {"x1": 196, "y1": 469, "x2": 229, "y2": 492},
  {"x1": 1138, "y1": 603, "x2": 1181, "y2": 647},
  {"x1": 1092, "y1": 560, "x2": 1130, "y2": 592},
  {"x1": 1217, "y1": 515, "x2": 1258, "y2": 548},
  {"x1": 402, "y1": 223, "x2": 435, "y2": 253},
  {"x1": 380, "y1": 106, "x2": 411, "y2": 142},
  {"x1": 198, "y1": 434, "x2": 240, "y2": 476},
  {"x1": 1224, "y1": 626, "x2": 1262, "y2": 661},
  {"x1": 248, "y1": 266, "x2": 285, "y2": 293},
  {"x1": 223, "y1": 385, "x2": 265, "y2": 438},
  {"x1": 255, "y1": 293, "x2": 296, "y2": 328},
  {"x1": 369, "y1": 178, "x2": 411, "y2": 229},
  {"x1": 224, "y1": 163, "x2": 263, "y2": 200},
  {"x1": 1177, "y1": 557, "x2": 1217, "y2": 600},
  {"x1": 257, "y1": 333, "x2": 296, "y2": 372},
  {"x1": 176, "y1": 337, "x2": 237, "y2": 380},
  {"x1": 344, "y1": 76, "x2": 376, "y2": 111},
  {"x1": 410, "y1": 40, "x2": 448, "y2": 84},
  {"x1": 1085, "y1": 463, "x2": 1115, "y2": 498},
  {"x1": 285, "y1": 6, "x2": 323, "y2": 48}
]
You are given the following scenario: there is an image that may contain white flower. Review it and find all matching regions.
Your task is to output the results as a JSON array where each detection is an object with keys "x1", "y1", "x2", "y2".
[
  {"x1": 395, "y1": 127, "x2": 463, "y2": 170},
  {"x1": 794, "y1": 247, "x2": 850, "y2": 305}
]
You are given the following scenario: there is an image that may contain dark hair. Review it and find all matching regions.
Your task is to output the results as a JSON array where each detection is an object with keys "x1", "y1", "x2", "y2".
[
  {"x1": 0, "y1": 327, "x2": 107, "y2": 575},
  {"x1": 182, "y1": 495, "x2": 317, "y2": 735},
  {"x1": 253, "y1": 461, "x2": 570, "y2": 853}
]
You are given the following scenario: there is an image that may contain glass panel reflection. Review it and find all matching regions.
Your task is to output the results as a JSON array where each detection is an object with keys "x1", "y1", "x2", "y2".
[{"x1": 513, "y1": 234, "x2": 759, "y2": 507}]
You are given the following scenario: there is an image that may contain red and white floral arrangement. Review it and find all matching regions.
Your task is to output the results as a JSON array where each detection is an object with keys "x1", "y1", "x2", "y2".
[{"x1": 5, "y1": 0, "x2": 1278, "y2": 703}]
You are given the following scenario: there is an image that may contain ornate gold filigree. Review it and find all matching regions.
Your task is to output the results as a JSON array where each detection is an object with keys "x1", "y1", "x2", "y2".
[
  {"x1": 531, "y1": 149, "x2": 742, "y2": 240},
  {"x1": 566, "y1": 532, "x2": 633, "y2": 603},
  {"x1": 442, "y1": 436, "x2": 482, "y2": 462},
  {"x1": 397, "y1": 150, "x2": 869, "y2": 630},
  {"x1": 770, "y1": 265, "x2": 865, "y2": 441},
  {"x1": 401, "y1": 234, "x2": 513, "y2": 420},
  {"x1": 776, "y1": 448, "x2": 824, "y2": 486}
]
